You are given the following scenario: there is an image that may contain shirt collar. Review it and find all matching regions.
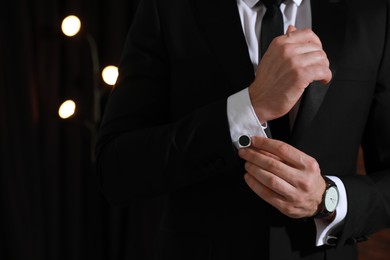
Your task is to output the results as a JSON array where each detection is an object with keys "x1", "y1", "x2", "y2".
[{"x1": 242, "y1": 0, "x2": 303, "y2": 9}]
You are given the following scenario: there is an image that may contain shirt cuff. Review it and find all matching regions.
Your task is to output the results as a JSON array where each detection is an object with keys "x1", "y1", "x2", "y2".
[
  {"x1": 314, "y1": 175, "x2": 348, "y2": 246},
  {"x1": 227, "y1": 88, "x2": 268, "y2": 149}
]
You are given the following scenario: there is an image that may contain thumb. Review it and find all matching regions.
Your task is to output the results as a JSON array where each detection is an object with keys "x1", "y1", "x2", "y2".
[{"x1": 286, "y1": 25, "x2": 297, "y2": 34}]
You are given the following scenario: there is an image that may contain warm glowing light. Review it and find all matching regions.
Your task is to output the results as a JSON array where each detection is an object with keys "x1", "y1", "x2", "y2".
[
  {"x1": 61, "y1": 15, "x2": 81, "y2": 37},
  {"x1": 102, "y1": 65, "x2": 119, "y2": 86},
  {"x1": 58, "y1": 100, "x2": 76, "y2": 119}
]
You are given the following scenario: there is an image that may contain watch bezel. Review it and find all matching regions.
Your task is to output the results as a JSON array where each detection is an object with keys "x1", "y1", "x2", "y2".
[{"x1": 313, "y1": 177, "x2": 339, "y2": 219}]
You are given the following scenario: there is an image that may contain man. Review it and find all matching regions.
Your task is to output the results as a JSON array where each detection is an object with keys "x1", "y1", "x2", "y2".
[{"x1": 95, "y1": 0, "x2": 390, "y2": 259}]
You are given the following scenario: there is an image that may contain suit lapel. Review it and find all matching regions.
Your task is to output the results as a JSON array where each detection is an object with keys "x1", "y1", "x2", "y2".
[
  {"x1": 191, "y1": 0, "x2": 255, "y2": 92},
  {"x1": 291, "y1": 0, "x2": 347, "y2": 143}
]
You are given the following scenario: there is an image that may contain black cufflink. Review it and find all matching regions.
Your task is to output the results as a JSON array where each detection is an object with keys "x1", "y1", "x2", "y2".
[{"x1": 238, "y1": 135, "x2": 251, "y2": 149}]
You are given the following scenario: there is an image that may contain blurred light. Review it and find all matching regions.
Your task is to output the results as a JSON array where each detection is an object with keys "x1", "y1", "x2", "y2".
[
  {"x1": 58, "y1": 100, "x2": 76, "y2": 119},
  {"x1": 102, "y1": 65, "x2": 119, "y2": 86},
  {"x1": 61, "y1": 15, "x2": 81, "y2": 37}
]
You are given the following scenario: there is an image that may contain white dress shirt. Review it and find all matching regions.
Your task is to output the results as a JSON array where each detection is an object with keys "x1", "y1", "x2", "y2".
[{"x1": 227, "y1": 0, "x2": 347, "y2": 246}]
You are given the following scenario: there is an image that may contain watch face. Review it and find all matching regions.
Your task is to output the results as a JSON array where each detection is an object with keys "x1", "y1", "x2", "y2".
[{"x1": 324, "y1": 186, "x2": 339, "y2": 212}]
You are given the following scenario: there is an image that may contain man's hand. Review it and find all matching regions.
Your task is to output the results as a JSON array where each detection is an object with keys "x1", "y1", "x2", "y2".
[
  {"x1": 238, "y1": 136, "x2": 326, "y2": 219},
  {"x1": 249, "y1": 26, "x2": 332, "y2": 122}
]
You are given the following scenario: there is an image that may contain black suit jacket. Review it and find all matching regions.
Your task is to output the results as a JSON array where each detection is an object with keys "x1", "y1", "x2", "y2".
[{"x1": 95, "y1": 0, "x2": 390, "y2": 259}]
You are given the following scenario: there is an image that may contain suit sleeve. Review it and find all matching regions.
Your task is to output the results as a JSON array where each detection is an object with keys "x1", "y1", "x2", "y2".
[
  {"x1": 95, "y1": 0, "x2": 241, "y2": 206},
  {"x1": 337, "y1": 1, "x2": 390, "y2": 246}
]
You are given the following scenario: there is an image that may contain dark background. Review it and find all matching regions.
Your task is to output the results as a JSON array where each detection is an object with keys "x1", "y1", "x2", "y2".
[
  {"x1": 0, "y1": 0, "x2": 162, "y2": 259},
  {"x1": 0, "y1": 0, "x2": 389, "y2": 259}
]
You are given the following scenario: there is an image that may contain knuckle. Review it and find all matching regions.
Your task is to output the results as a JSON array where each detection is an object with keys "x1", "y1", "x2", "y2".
[
  {"x1": 306, "y1": 29, "x2": 315, "y2": 38},
  {"x1": 316, "y1": 67, "x2": 330, "y2": 81},
  {"x1": 287, "y1": 54, "x2": 300, "y2": 68},
  {"x1": 277, "y1": 202, "x2": 288, "y2": 213},
  {"x1": 284, "y1": 192, "x2": 295, "y2": 202},
  {"x1": 266, "y1": 158, "x2": 279, "y2": 172},
  {"x1": 305, "y1": 29, "x2": 321, "y2": 43},
  {"x1": 244, "y1": 161, "x2": 251, "y2": 172},
  {"x1": 267, "y1": 174, "x2": 279, "y2": 188},
  {"x1": 282, "y1": 204, "x2": 296, "y2": 217},
  {"x1": 245, "y1": 151, "x2": 255, "y2": 163},
  {"x1": 245, "y1": 161, "x2": 255, "y2": 173},
  {"x1": 302, "y1": 28, "x2": 313, "y2": 35},
  {"x1": 319, "y1": 52, "x2": 330, "y2": 66},
  {"x1": 307, "y1": 157, "x2": 320, "y2": 172},
  {"x1": 245, "y1": 176, "x2": 257, "y2": 190},
  {"x1": 273, "y1": 36, "x2": 284, "y2": 46},
  {"x1": 317, "y1": 51, "x2": 327, "y2": 61},
  {"x1": 245, "y1": 174, "x2": 254, "y2": 186},
  {"x1": 281, "y1": 44, "x2": 294, "y2": 58},
  {"x1": 290, "y1": 66, "x2": 306, "y2": 82},
  {"x1": 275, "y1": 142, "x2": 290, "y2": 155},
  {"x1": 299, "y1": 181, "x2": 311, "y2": 192}
]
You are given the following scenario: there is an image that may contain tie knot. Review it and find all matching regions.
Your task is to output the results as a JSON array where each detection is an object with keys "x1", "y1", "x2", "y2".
[{"x1": 261, "y1": 0, "x2": 283, "y2": 8}]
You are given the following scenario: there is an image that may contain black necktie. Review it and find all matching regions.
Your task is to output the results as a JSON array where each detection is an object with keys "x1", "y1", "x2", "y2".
[
  {"x1": 260, "y1": 0, "x2": 290, "y2": 142},
  {"x1": 260, "y1": 0, "x2": 284, "y2": 57}
]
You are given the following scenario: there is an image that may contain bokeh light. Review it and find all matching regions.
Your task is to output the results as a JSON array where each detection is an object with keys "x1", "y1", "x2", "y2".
[
  {"x1": 58, "y1": 100, "x2": 76, "y2": 119},
  {"x1": 61, "y1": 15, "x2": 81, "y2": 37},
  {"x1": 102, "y1": 65, "x2": 119, "y2": 86}
]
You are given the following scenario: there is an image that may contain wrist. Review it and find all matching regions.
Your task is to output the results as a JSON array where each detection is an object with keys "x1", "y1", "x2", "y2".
[
  {"x1": 322, "y1": 211, "x2": 336, "y2": 222},
  {"x1": 248, "y1": 85, "x2": 270, "y2": 123}
]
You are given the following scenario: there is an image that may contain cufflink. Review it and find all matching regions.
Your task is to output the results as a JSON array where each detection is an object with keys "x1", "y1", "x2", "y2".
[{"x1": 237, "y1": 135, "x2": 251, "y2": 149}]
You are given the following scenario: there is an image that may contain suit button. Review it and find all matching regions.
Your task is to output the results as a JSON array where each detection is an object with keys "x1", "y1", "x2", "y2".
[{"x1": 325, "y1": 235, "x2": 338, "y2": 246}]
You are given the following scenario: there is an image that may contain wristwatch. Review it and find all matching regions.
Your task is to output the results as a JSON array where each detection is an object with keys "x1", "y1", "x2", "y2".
[
  {"x1": 237, "y1": 135, "x2": 251, "y2": 149},
  {"x1": 314, "y1": 176, "x2": 339, "y2": 218}
]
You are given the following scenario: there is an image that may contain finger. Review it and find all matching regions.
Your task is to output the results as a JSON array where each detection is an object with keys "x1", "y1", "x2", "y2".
[
  {"x1": 245, "y1": 144, "x2": 283, "y2": 161},
  {"x1": 241, "y1": 148, "x2": 292, "y2": 181},
  {"x1": 283, "y1": 28, "x2": 322, "y2": 47},
  {"x1": 244, "y1": 172, "x2": 313, "y2": 219},
  {"x1": 244, "y1": 173, "x2": 302, "y2": 218},
  {"x1": 304, "y1": 64, "x2": 333, "y2": 84},
  {"x1": 250, "y1": 137, "x2": 316, "y2": 169},
  {"x1": 242, "y1": 149, "x2": 299, "y2": 195},
  {"x1": 244, "y1": 159, "x2": 296, "y2": 198},
  {"x1": 290, "y1": 54, "x2": 332, "y2": 84},
  {"x1": 281, "y1": 46, "x2": 330, "y2": 69},
  {"x1": 298, "y1": 50, "x2": 330, "y2": 67},
  {"x1": 244, "y1": 172, "x2": 288, "y2": 204},
  {"x1": 287, "y1": 43, "x2": 328, "y2": 59},
  {"x1": 258, "y1": 149, "x2": 282, "y2": 162},
  {"x1": 280, "y1": 47, "x2": 332, "y2": 85},
  {"x1": 286, "y1": 25, "x2": 297, "y2": 34}
]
